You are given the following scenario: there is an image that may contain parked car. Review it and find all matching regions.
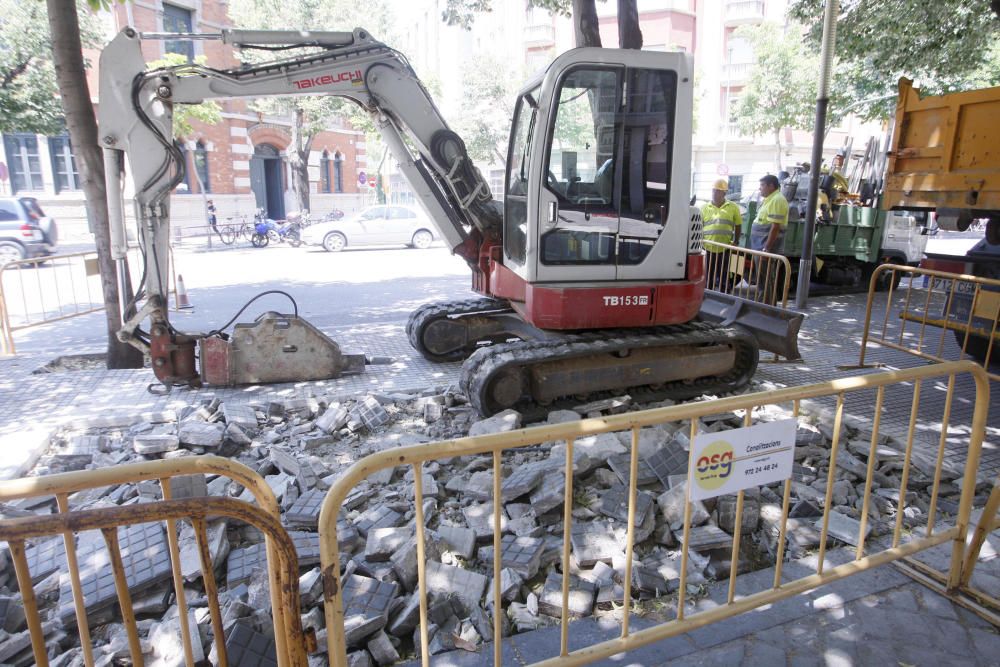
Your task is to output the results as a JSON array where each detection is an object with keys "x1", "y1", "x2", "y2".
[
  {"x1": 0, "y1": 197, "x2": 59, "y2": 267},
  {"x1": 300, "y1": 204, "x2": 438, "y2": 252}
]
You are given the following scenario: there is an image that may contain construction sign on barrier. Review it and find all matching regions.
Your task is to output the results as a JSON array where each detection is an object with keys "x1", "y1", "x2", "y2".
[{"x1": 688, "y1": 419, "x2": 796, "y2": 500}]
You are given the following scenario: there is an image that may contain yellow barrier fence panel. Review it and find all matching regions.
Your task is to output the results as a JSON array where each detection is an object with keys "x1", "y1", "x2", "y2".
[{"x1": 319, "y1": 361, "x2": 992, "y2": 667}]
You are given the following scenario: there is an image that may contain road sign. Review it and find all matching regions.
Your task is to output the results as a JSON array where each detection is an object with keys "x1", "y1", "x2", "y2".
[
  {"x1": 358, "y1": 171, "x2": 367, "y2": 185},
  {"x1": 688, "y1": 419, "x2": 796, "y2": 500},
  {"x1": 716, "y1": 163, "x2": 729, "y2": 176}
]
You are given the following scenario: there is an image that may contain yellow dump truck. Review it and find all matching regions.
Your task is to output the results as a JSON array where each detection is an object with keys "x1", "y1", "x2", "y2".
[
  {"x1": 884, "y1": 77, "x2": 1000, "y2": 362},
  {"x1": 884, "y1": 77, "x2": 1000, "y2": 243}
]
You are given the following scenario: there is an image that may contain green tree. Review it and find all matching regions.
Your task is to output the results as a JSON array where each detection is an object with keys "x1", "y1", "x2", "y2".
[
  {"x1": 452, "y1": 54, "x2": 520, "y2": 164},
  {"x1": 147, "y1": 54, "x2": 222, "y2": 139},
  {"x1": 227, "y1": 0, "x2": 390, "y2": 212},
  {"x1": 790, "y1": 0, "x2": 1000, "y2": 120},
  {"x1": 0, "y1": 0, "x2": 102, "y2": 134},
  {"x1": 731, "y1": 22, "x2": 818, "y2": 173}
]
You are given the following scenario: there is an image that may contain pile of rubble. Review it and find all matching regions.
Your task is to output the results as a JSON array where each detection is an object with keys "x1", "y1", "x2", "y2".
[{"x1": 0, "y1": 387, "x2": 983, "y2": 666}]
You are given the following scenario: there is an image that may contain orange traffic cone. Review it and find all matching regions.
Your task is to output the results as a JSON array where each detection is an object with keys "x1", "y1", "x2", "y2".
[{"x1": 176, "y1": 274, "x2": 193, "y2": 310}]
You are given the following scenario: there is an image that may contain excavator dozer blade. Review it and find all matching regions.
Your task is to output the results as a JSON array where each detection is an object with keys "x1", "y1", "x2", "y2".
[{"x1": 699, "y1": 291, "x2": 804, "y2": 360}]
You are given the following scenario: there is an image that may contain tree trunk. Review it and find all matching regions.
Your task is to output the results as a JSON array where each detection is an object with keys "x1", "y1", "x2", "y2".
[
  {"x1": 289, "y1": 107, "x2": 312, "y2": 213},
  {"x1": 617, "y1": 0, "x2": 643, "y2": 49},
  {"x1": 773, "y1": 128, "x2": 783, "y2": 174},
  {"x1": 46, "y1": 0, "x2": 142, "y2": 369},
  {"x1": 572, "y1": 0, "x2": 602, "y2": 48}
]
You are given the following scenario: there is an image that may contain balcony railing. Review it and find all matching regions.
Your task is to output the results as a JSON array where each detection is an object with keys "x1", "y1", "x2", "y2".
[
  {"x1": 524, "y1": 23, "x2": 555, "y2": 46},
  {"x1": 722, "y1": 61, "x2": 754, "y2": 81},
  {"x1": 725, "y1": 0, "x2": 765, "y2": 22}
]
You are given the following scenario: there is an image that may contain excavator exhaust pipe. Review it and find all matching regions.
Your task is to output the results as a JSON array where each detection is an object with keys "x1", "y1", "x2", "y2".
[{"x1": 699, "y1": 291, "x2": 805, "y2": 361}]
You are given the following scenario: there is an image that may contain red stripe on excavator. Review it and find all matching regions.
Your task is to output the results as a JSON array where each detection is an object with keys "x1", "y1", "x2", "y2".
[{"x1": 485, "y1": 253, "x2": 705, "y2": 330}]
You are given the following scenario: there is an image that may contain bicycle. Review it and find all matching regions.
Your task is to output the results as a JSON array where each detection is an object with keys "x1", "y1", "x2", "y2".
[{"x1": 219, "y1": 214, "x2": 251, "y2": 245}]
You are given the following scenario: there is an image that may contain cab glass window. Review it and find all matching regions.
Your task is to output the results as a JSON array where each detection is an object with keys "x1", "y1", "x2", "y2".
[{"x1": 504, "y1": 89, "x2": 538, "y2": 265}]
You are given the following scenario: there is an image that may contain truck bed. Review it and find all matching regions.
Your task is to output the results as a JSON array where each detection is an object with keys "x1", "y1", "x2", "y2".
[{"x1": 884, "y1": 78, "x2": 1000, "y2": 216}]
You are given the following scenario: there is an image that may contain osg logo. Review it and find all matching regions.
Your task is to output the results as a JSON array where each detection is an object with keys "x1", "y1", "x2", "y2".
[{"x1": 693, "y1": 440, "x2": 734, "y2": 492}]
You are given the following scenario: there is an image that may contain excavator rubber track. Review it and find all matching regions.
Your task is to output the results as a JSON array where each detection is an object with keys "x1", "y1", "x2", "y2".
[
  {"x1": 406, "y1": 297, "x2": 514, "y2": 362},
  {"x1": 460, "y1": 322, "x2": 759, "y2": 419}
]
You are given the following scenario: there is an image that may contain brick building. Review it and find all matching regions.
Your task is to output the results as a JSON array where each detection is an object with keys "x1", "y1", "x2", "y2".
[{"x1": 0, "y1": 0, "x2": 369, "y2": 241}]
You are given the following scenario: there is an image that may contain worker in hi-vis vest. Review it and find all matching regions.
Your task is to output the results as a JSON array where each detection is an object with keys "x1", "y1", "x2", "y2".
[
  {"x1": 701, "y1": 178, "x2": 742, "y2": 290},
  {"x1": 750, "y1": 174, "x2": 790, "y2": 304}
]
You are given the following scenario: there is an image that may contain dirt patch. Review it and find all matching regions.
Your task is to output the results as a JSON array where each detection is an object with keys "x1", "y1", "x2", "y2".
[{"x1": 31, "y1": 353, "x2": 149, "y2": 374}]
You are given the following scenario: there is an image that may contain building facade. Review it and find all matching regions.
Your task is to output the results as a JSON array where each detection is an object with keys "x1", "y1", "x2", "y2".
[{"x1": 0, "y1": 0, "x2": 370, "y2": 241}]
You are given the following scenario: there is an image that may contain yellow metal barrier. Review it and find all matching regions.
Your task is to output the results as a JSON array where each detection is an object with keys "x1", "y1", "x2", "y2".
[
  {"x1": 319, "y1": 361, "x2": 992, "y2": 666},
  {"x1": 851, "y1": 263, "x2": 1000, "y2": 381},
  {"x1": 0, "y1": 456, "x2": 307, "y2": 667},
  {"x1": 704, "y1": 240, "x2": 792, "y2": 308},
  {"x1": 0, "y1": 247, "x2": 177, "y2": 355}
]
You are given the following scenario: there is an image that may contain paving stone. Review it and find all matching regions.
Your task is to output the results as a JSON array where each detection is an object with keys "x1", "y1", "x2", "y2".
[
  {"x1": 789, "y1": 499, "x2": 822, "y2": 518},
  {"x1": 149, "y1": 609, "x2": 205, "y2": 664},
  {"x1": 597, "y1": 485, "x2": 654, "y2": 526},
  {"x1": 537, "y1": 570, "x2": 596, "y2": 618},
  {"x1": 269, "y1": 447, "x2": 301, "y2": 476},
  {"x1": 57, "y1": 522, "x2": 173, "y2": 623},
  {"x1": 0, "y1": 596, "x2": 25, "y2": 634},
  {"x1": 225, "y1": 423, "x2": 253, "y2": 446},
  {"x1": 500, "y1": 464, "x2": 544, "y2": 501},
  {"x1": 180, "y1": 520, "x2": 229, "y2": 581},
  {"x1": 342, "y1": 574, "x2": 398, "y2": 645},
  {"x1": 657, "y1": 482, "x2": 710, "y2": 530},
  {"x1": 387, "y1": 594, "x2": 421, "y2": 636},
  {"x1": 222, "y1": 403, "x2": 258, "y2": 429},
  {"x1": 468, "y1": 409, "x2": 521, "y2": 436},
  {"x1": 607, "y1": 453, "x2": 660, "y2": 487},
  {"x1": 425, "y1": 560, "x2": 488, "y2": 607},
  {"x1": 569, "y1": 522, "x2": 623, "y2": 567},
  {"x1": 645, "y1": 445, "x2": 690, "y2": 487},
  {"x1": 529, "y1": 471, "x2": 566, "y2": 514},
  {"x1": 365, "y1": 527, "x2": 413, "y2": 562},
  {"x1": 133, "y1": 434, "x2": 180, "y2": 455},
  {"x1": 316, "y1": 405, "x2": 349, "y2": 433},
  {"x1": 547, "y1": 409, "x2": 582, "y2": 424},
  {"x1": 715, "y1": 495, "x2": 761, "y2": 534},
  {"x1": 462, "y1": 502, "x2": 508, "y2": 540},
  {"x1": 25, "y1": 537, "x2": 66, "y2": 583},
  {"x1": 572, "y1": 396, "x2": 631, "y2": 413},
  {"x1": 437, "y1": 524, "x2": 476, "y2": 559},
  {"x1": 684, "y1": 524, "x2": 734, "y2": 552},
  {"x1": 353, "y1": 396, "x2": 391, "y2": 431},
  {"x1": 367, "y1": 629, "x2": 400, "y2": 666},
  {"x1": 226, "y1": 542, "x2": 268, "y2": 588},
  {"x1": 463, "y1": 470, "x2": 494, "y2": 501},
  {"x1": 168, "y1": 474, "x2": 208, "y2": 500},
  {"x1": 640, "y1": 552, "x2": 682, "y2": 591},
  {"x1": 337, "y1": 520, "x2": 363, "y2": 554},
  {"x1": 65, "y1": 434, "x2": 106, "y2": 456},
  {"x1": 819, "y1": 511, "x2": 869, "y2": 547},
  {"x1": 490, "y1": 567, "x2": 524, "y2": 603},
  {"x1": 284, "y1": 489, "x2": 327, "y2": 529},
  {"x1": 178, "y1": 422, "x2": 226, "y2": 448},
  {"x1": 290, "y1": 531, "x2": 322, "y2": 567},
  {"x1": 477, "y1": 534, "x2": 545, "y2": 579},
  {"x1": 355, "y1": 504, "x2": 404, "y2": 537},
  {"x1": 390, "y1": 533, "x2": 442, "y2": 591},
  {"x1": 225, "y1": 621, "x2": 277, "y2": 667}
]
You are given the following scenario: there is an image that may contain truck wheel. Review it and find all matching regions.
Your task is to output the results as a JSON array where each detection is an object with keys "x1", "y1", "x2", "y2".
[
  {"x1": 986, "y1": 219, "x2": 1000, "y2": 246},
  {"x1": 953, "y1": 330, "x2": 998, "y2": 366}
]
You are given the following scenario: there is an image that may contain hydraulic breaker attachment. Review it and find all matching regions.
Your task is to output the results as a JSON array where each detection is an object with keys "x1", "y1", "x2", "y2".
[
  {"x1": 199, "y1": 312, "x2": 366, "y2": 386},
  {"x1": 699, "y1": 291, "x2": 805, "y2": 360}
]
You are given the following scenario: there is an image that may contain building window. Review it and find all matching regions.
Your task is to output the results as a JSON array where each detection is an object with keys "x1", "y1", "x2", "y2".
[
  {"x1": 3, "y1": 134, "x2": 43, "y2": 193},
  {"x1": 176, "y1": 141, "x2": 191, "y2": 193},
  {"x1": 48, "y1": 135, "x2": 80, "y2": 193},
  {"x1": 194, "y1": 140, "x2": 210, "y2": 193},
  {"x1": 320, "y1": 150, "x2": 331, "y2": 193},
  {"x1": 333, "y1": 152, "x2": 343, "y2": 193},
  {"x1": 163, "y1": 4, "x2": 194, "y2": 62}
]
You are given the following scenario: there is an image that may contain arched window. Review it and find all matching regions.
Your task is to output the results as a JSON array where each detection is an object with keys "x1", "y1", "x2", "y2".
[
  {"x1": 176, "y1": 141, "x2": 191, "y2": 193},
  {"x1": 194, "y1": 140, "x2": 210, "y2": 193},
  {"x1": 320, "y1": 150, "x2": 331, "y2": 193},
  {"x1": 334, "y1": 151, "x2": 344, "y2": 193}
]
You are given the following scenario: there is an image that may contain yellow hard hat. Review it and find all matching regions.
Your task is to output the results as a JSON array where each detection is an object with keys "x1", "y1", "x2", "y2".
[{"x1": 712, "y1": 178, "x2": 729, "y2": 191}]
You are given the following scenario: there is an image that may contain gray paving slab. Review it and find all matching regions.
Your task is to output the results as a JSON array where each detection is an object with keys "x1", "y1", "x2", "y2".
[
  {"x1": 224, "y1": 621, "x2": 277, "y2": 667},
  {"x1": 283, "y1": 489, "x2": 327, "y2": 530}
]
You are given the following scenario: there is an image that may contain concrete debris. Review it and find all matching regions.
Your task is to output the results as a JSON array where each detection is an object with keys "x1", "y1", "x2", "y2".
[{"x1": 17, "y1": 384, "x2": 956, "y2": 667}]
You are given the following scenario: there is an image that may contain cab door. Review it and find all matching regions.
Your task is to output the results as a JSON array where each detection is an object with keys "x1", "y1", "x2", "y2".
[{"x1": 530, "y1": 50, "x2": 692, "y2": 284}]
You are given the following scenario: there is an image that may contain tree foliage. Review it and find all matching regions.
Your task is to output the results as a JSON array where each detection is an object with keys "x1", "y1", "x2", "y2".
[
  {"x1": 452, "y1": 54, "x2": 520, "y2": 164},
  {"x1": 731, "y1": 22, "x2": 817, "y2": 172},
  {"x1": 790, "y1": 0, "x2": 1000, "y2": 120},
  {"x1": 0, "y1": 0, "x2": 103, "y2": 134}
]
